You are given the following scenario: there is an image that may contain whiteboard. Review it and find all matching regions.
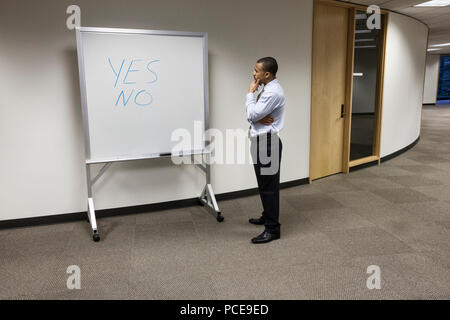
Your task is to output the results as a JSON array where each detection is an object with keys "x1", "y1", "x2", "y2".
[{"x1": 75, "y1": 27, "x2": 208, "y2": 164}]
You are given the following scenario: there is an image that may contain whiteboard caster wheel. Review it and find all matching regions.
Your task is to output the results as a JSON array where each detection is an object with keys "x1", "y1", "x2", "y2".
[
  {"x1": 217, "y1": 214, "x2": 224, "y2": 222},
  {"x1": 93, "y1": 233, "x2": 100, "y2": 242}
]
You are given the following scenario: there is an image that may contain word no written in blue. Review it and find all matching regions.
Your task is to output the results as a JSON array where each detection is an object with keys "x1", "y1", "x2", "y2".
[{"x1": 108, "y1": 58, "x2": 160, "y2": 107}]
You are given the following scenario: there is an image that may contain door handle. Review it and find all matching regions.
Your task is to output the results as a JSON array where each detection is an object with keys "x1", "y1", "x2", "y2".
[{"x1": 341, "y1": 104, "x2": 345, "y2": 118}]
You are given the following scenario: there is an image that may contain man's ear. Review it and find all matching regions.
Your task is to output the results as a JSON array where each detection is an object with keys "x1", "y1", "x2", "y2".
[{"x1": 264, "y1": 72, "x2": 270, "y2": 79}]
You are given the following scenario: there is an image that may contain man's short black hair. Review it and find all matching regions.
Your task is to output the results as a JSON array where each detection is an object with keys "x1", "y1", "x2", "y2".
[{"x1": 257, "y1": 57, "x2": 278, "y2": 77}]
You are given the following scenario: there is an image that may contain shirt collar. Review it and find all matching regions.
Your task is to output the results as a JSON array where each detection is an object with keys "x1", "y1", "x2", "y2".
[{"x1": 264, "y1": 79, "x2": 278, "y2": 89}]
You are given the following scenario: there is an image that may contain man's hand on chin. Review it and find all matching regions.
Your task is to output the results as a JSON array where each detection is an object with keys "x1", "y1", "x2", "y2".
[{"x1": 248, "y1": 79, "x2": 260, "y2": 93}]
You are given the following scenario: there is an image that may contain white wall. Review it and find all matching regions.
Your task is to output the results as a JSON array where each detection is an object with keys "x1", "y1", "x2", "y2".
[
  {"x1": 380, "y1": 12, "x2": 428, "y2": 157},
  {"x1": 0, "y1": 0, "x2": 313, "y2": 220},
  {"x1": 423, "y1": 54, "x2": 440, "y2": 104},
  {"x1": 1, "y1": 2, "x2": 430, "y2": 222}
]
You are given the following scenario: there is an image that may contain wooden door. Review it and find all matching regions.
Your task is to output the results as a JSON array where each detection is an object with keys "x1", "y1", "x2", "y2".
[{"x1": 310, "y1": 1, "x2": 351, "y2": 180}]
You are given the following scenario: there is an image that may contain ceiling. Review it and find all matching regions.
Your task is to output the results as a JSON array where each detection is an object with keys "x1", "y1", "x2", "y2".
[{"x1": 341, "y1": 0, "x2": 450, "y2": 54}]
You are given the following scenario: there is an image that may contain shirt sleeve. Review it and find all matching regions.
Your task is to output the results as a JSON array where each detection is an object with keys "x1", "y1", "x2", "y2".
[{"x1": 245, "y1": 91, "x2": 281, "y2": 122}]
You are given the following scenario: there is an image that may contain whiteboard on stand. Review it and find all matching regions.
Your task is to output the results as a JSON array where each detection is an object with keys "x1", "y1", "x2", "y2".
[{"x1": 76, "y1": 27, "x2": 208, "y2": 164}]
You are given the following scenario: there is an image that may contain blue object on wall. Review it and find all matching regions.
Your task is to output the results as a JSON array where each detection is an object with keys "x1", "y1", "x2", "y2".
[{"x1": 437, "y1": 55, "x2": 450, "y2": 101}]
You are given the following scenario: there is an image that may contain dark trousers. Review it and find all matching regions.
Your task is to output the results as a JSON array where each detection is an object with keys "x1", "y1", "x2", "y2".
[{"x1": 251, "y1": 132, "x2": 282, "y2": 233}]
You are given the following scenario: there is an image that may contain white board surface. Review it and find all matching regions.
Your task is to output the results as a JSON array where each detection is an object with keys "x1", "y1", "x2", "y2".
[{"x1": 76, "y1": 27, "x2": 207, "y2": 163}]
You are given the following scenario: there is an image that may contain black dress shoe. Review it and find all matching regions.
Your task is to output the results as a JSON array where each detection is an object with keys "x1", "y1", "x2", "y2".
[
  {"x1": 251, "y1": 230, "x2": 280, "y2": 244},
  {"x1": 249, "y1": 216, "x2": 265, "y2": 225}
]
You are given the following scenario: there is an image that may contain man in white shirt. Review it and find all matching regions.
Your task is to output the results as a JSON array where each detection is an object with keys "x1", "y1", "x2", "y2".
[{"x1": 245, "y1": 57, "x2": 285, "y2": 244}]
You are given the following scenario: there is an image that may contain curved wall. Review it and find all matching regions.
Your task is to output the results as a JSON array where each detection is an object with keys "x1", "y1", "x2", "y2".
[
  {"x1": 0, "y1": 2, "x2": 429, "y2": 222},
  {"x1": 380, "y1": 12, "x2": 428, "y2": 157}
]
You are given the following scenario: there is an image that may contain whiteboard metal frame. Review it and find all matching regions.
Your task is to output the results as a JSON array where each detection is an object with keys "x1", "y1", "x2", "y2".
[
  {"x1": 76, "y1": 26, "x2": 208, "y2": 163},
  {"x1": 75, "y1": 26, "x2": 222, "y2": 242}
]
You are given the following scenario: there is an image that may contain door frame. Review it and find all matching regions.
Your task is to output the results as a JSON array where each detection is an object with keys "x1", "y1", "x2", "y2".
[{"x1": 309, "y1": 0, "x2": 389, "y2": 181}]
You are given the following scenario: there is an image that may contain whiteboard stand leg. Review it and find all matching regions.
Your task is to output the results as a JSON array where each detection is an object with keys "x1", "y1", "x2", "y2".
[
  {"x1": 199, "y1": 184, "x2": 223, "y2": 222},
  {"x1": 88, "y1": 197, "x2": 100, "y2": 242},
  {"x1": 196, "y1": 152, "x2": 223, "y2": 222},
  {"x1": 86, "y1": 163, "x2": 103, "y2": 242}
]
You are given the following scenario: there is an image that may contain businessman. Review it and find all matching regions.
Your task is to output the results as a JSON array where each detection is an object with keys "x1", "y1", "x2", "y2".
[{"x1": 245, "y1": 57, "x2": 285, "y2": 244}]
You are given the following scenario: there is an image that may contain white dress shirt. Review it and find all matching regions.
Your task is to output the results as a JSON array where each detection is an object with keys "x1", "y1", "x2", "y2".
[{"x1": 245, "y1": 79, "x2": 285, "y2": 138}]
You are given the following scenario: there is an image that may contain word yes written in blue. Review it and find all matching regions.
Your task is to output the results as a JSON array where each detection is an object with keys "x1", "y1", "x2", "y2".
[{"x1": 108, "y1": 58, "x2": 160, "y2": 107}]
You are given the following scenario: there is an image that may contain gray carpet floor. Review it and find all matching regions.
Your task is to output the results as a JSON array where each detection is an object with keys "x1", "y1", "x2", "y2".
[{"x1": 1, "y1": 105, "x2": 450, "y2": 300}]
